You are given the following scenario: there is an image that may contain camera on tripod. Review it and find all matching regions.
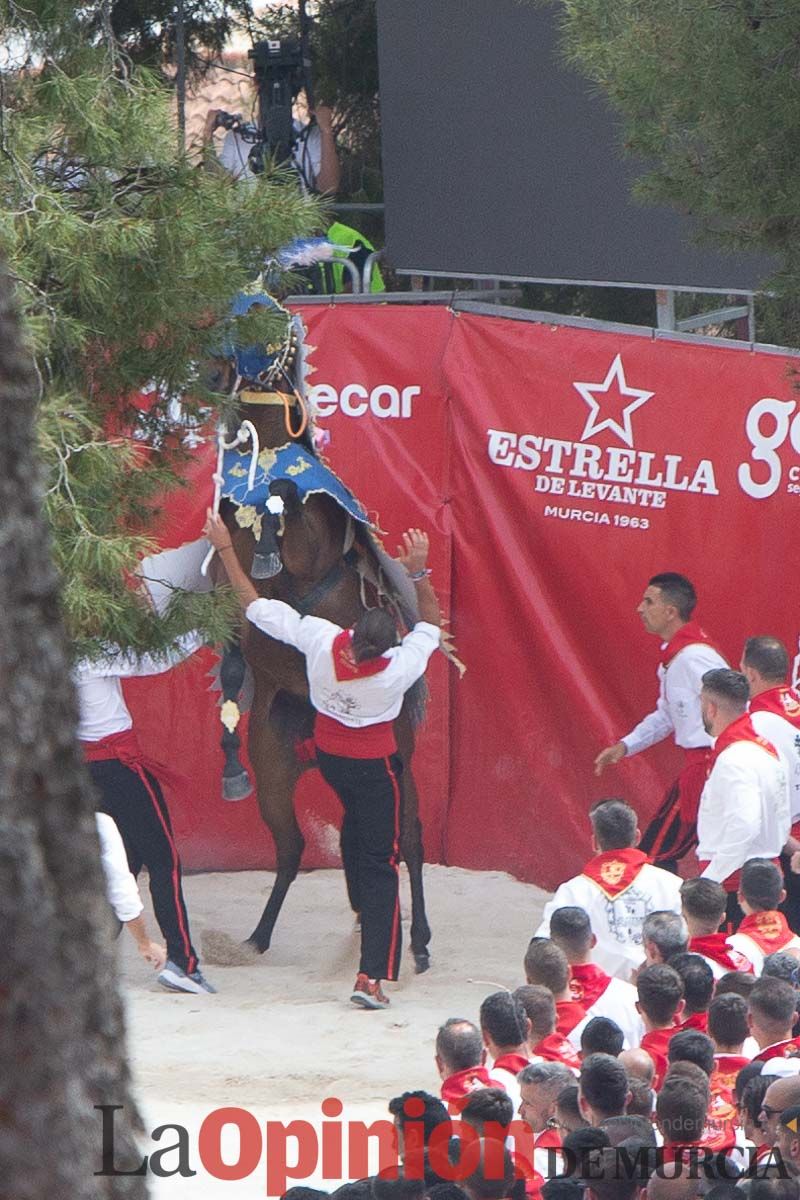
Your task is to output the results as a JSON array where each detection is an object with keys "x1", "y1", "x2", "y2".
[
  {"x1": 213, "y1": 112, "x2": 261, "y2": 142},
  {"x1": 248, "y1": 37, "x2": 309, "y2": 166}
]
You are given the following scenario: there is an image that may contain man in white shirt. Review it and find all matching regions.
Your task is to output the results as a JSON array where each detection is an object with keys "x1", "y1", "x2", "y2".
[
  {"x1": 727, "y1": 859, "x2": 800, "y2": 974},
  {"x1": 203, "y1": 101, "x2": 340, "y2": 195},
  {"x1": 535, "y1": 799, "x2": 682, "y2": 981},
  {"x1": 95, "y1": 813, "x2": 165, "y2": 971},
  {"x1": 205, "y1": 513, "x2": 440, "y2": 1009},
  {"x1": 594, "y1": 573, "x2": 727, "y2": 871},
  {"x1": 742, "y1": 636, "x2": 800, "y2": 931},
  {"x1": 697, "y1": 668, "x2": 790, "y2": 926}
]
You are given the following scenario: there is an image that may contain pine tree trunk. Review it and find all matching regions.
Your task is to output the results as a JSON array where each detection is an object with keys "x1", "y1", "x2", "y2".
[{"x1": 0, "y1": 265, "x2": 148, "y2": 1197}]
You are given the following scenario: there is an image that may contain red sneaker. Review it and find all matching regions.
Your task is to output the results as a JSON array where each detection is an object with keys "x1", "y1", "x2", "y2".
[{"x1": 350, "y1": 973, "x2": 390, "y2": 1010}]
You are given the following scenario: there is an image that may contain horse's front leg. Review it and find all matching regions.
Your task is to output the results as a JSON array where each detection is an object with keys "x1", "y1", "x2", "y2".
[
  {"x1": 219, "y1": 641, "x2": 253, "y2": 801},
  {"x1": 398, "y1": 760, "x2": 432, "y2": 974}
]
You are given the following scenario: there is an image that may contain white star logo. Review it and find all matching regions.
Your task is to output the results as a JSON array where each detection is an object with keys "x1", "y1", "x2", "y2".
[{"x1": 572, "y1": 354, "x2": 654, "y2": 448}]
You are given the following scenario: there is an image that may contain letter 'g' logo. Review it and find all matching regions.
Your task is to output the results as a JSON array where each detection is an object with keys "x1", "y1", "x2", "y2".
[{"x1": 738, "y1": 398, "x2": 800, "y2": 498}]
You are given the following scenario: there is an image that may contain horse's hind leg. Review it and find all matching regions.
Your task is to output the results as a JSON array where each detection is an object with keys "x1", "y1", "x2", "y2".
[
  {"x1": 246, "y1": 704, "x2": 305, "y2": 954},
  {"x1": 400, "y1": 767, "x2": 431, "y2": 973}
]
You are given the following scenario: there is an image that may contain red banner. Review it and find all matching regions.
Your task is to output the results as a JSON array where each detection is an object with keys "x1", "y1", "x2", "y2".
[{"x1": 127, "y1": 304, "x2": 800, "y2": 888}]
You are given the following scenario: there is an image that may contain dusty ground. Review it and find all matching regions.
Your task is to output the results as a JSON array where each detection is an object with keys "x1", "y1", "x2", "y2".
[{"x1": 119, "y1": 865, "x2": 549, "y2": 1199}]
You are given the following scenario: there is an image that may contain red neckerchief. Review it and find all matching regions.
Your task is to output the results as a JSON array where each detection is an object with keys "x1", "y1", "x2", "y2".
[
  {"x1": 569, "y1": 962, "x2": 612, "y2": 1007},
  {"x1": 689, "y1": 933, "x2": 753, "y2": 974},
  {"x1": 581, "y1": 848, "x2": 650, "y2": 899},
  {"x1": 440, "y1": 1066, "x2": 505, "y2": 1111},
  {"x1": 711, "y1": 1056, "x2": 751, "y2": 1105},
  {"x1": 331, "y1": 629, "x2": 391, "y2": 681},
  {"x1": 493, "y1": 1052, "x2": 530, "y2": 1075},
  {"x1": 661, "y1": 620, "x2": 720, "y2": 668},
  {"x1": 679, "y1": 1011, "x2": 709, "y2": 1034},
  {"x1": 737, "y1": 910, "x2": 796, "y2": 953},
  {"x1": 641, "y1": 1026, "x2": 678, "y2": 1090},
  {"x1": 534, "y1": 1127, "x2": 562, "y2": 1150},
  {"x1": 555, "y1": 999, "x2": 587, "y2": 1037},
  {"x1": 531, "y1": 1033, "x2": 581, "y2": 1071},
  {"x1": 710, "y1": 712, "x2": 779, "y2": 769},
  {"x1": 750, "y1": 685, "x2": 800, "y2": 730},
  {"x1": 754, "y1": 1038, "x2": 800, "y2": 1064}
]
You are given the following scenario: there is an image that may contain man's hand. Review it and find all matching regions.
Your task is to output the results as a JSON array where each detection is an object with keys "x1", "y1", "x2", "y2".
[
  {"x1": 204, "y1": 510, "x2": 233, "y2": 551},
  {"x1": 594, "y1": 741, "x2": 627, "y2": 777},
  {"x1": 139, "y1": 940, "x2": 167, "y2": 970},
  {"x1": 396, "y1": 528, "x2": 429, "y2": 576},
  {"x1": 203, "y1": 108, "x2": 222, "y2": 140}
]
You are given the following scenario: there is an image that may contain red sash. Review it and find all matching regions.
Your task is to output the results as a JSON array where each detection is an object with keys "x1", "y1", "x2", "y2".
[
  {"x1": 81, "y1": 729, "x2": 184, "y2": 795},
  {"x1": 679, "y1": 1011, "x2": 709, "y2": 1034},
  {"x1": 569, "y1": 962, "x2": 612, "y2": 1007},
  {"x1": 440, "y1": 1066, "x2": 506, "y2": 1112},
  {"x1": 750, "y1": 685, "x2": 800, "y2": 730},
  {"x1": 555, "y1": 999, "x2": 587, "y2": 1037},
  {"x1": 711, "y1": 1056, "x2": 751, "y2": 1106},
  {"x1": 709, "y1": 713, "x2": 779, "y2": 769},
  {"x1": 689, "y1": 933, "x2": 754, "y2": 974},
  {"x1": 314, "y1": 712, "x2": 396, "y2": 758},
  {"x1": 532, "y1": 1033, "x2": 580, "y2": 1071},
  {"x1": 493, "y1": 1052, "x2": 531, "y2": 1075},
  {"x1": 661, "y1": 620, "x2": 721, "y2": 668},
  {"x1": 737, "y1": 910, "x2": 797, "y2": 954},
  {"x1": 581, "y1": 848, "x2": 650, "y2": 899},
  {"x1": 754, "y1": 1038, "x2": 800, "y2": 1064},
  {"x1": 640, "y1": 1026, "x2": 679, "y2": 1091},
  {"x1": 331, "y1": 629, "x2": 390, "y2": 680}
]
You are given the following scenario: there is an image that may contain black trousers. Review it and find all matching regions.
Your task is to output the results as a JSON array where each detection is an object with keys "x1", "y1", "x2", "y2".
[
  {"x1": 89, "y1": 759, "x2": 198, "y2": 974},
  {"x1": 316, "y1": 748, "x2": 403, "y2": 982}
]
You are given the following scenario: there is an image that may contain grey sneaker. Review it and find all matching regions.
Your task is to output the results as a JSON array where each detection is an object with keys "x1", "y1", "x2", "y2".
[{"x1": 158, "y1": 960, "x2": 217, "y2": 995}]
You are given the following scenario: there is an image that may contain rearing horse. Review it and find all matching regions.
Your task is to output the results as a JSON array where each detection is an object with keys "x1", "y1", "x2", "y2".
[{"x1": 204, "y1": 314, "x2": 433, "y2": 973}]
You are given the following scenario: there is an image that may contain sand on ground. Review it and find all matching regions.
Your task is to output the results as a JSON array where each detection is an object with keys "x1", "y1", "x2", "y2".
[{"x1": 119, "y1": 864, "x2": 550, "y2": 1199}]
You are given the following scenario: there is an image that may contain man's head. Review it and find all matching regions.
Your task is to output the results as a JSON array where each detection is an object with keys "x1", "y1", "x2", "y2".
[
  {"x1": 513, "y1": 985, "x2": 556, "y2": 1043},
  {"x1": 625, "y1": 1077, "x2": 655, "y2": 1120},
  {"x1": 715, "y1": 970, "x2": 757, "y2": 1000},
  {"x1": 618, "y1": 1048, "x2": 656, "y2": 1085},
  {"x1": 599, "y1": 1114, "x2": 657, "y2": 1148},
  {"x1": 739, "y1": 858, "x2": 786, "y2": 915},
  {"x1": 680, "y1": 877, "x2": 728, "y2": 937},
  {"x1": 708, "y1": 993, "x2": 750, "y2": 1053},
  {"x1": 738, "y1": 1073, "x2": 772, "y2": 1144},
  {"x1": 554, "y1": 1085, "x2": 587, "y2": 1135},
  {"x1": 351, "y1": 608, "x2": 398, "y2": 663},
  {"x1": 459, "y1": 1088, "x2": 515, "y2": 1137},
  {"x1": 578, "y1": 1053, "x2": 631, "y2": 1124},
  {"x1": 582, "y1": 1145, "x2": 644, "y2": 1200},
  {"x1": 668, "y1": 953, "x2": 714, "y2": 1016},
  {"x1": 638, "y1": 574, "x2": 697, "y2": 638},
  {"x1": 459, "y1": 1139, "x2": 516, "y2": 1200},
  {"x1": 663, "y1": 1061, "x2": 711, "y2": 1104},
  {"x1": 761, "y1": 1075, "x2": 800, "y2": 1147},
  {"x1": 742, "y1": 637, "x2": 790, "y2": 692},
  {"x1": 588, "y1": 799, "x2": 639, "y2": 852},
  {"x1": 479, "y1": 992, "x2": 529, "y2": 1057},
  {"x1": 748, "y1": 979, "x2": 799, "y2": 1050},
  {"x1": 388, "y1": 1092, "x2": 449, "y2": 1160},
  {"x1": 580, "y1": 1016, "x2": 624, "y2": 1059},
  {"x1": 667, "y1": 1029, "x2": 716, "y2": 1077},
  {"x1": 560, "y1": 1127, "x2": 610, "y2": 1177},
  {"x1": 700, "y1": 668, "x2": 749, "y2": 737},
  {"x1": 775, "y1": 1105, "x2": 800, "y2": 1177},
  {"x1": 655, "y1": 1079, "x2": 707, "y2": 1146},
  {"x1": 642, "y1": 913, "x2": 689, "y2": 965},
  {"x1": 549, "y1": 907, "x2": 595, "y2": 964},
  {"x1": 518, "y1": 1062, "x2": 575, "y2": 1134},
  {"x1": 763, "y1": 953, "x2": 800, "y2": 985},
  {"x1": 523, "y1": 939, "x2": 571, "y2": 999},
  {"x1": 435, "y1": 1019, "x2": 485, "y2": 1078},
  {"x1": 647, "y1": 1163, "x2": 703, "y2": 1200},
  {"x1": 636, "y1": 964, "x2": 685, "y2": 1030}
]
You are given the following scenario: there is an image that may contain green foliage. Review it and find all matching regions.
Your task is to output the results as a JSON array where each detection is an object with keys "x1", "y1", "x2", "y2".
[
  {"x1": 0, "y1": 12, "x2": 320, "y2": 653},
  {"x1": 535, "y1": 0, "x2": 800, "y2": 344}
]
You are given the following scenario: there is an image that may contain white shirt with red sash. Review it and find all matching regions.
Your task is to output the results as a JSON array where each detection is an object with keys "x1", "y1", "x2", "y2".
[
  {"x1": 753, "y1": 1038, "x2": 800, "y2": 1074},
  {"x1": 697, "y1": 714, "x2": 790, "y2": 887},
  {"x1": 246, "y1": 600, "x2": 439, "y2": 757},
  {"x1": 750, "y1": 685, "x2": 800, "y2": 829},
  {"x1": 688, "y1": 934, "x2": 754, "y2": 979},
  {"x1": 536, "y1": 848, "x2": 682, "y2": 981},
  {"x1": 567, "y1": 962, "x2": 644, "y2": 1048},
  {"x1": 728, "y1": 911, "x2": 800, "y2": 976},
  {"x1": 621, "y1": 622, "x2": 727, "y2": 757}
]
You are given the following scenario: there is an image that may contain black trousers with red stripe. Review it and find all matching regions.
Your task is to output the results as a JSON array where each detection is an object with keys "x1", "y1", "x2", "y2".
[
  {"x1": 89, "y1": 758, "x2": 198, "y2": 974},
  {"x1": 316, "y1": 748, "x2": 403, "y2": 982}
]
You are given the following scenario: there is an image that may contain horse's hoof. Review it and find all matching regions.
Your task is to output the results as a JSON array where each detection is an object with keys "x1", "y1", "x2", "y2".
[
  {"x1": 201, "y1": 929, "x2": 261, "y2": 966},
  {"x1": 222, "y1": 771, "x2": 253, "y2": 802},
  {"x1": 413, "y1": 953, "x2": 430, "y2": 974}
]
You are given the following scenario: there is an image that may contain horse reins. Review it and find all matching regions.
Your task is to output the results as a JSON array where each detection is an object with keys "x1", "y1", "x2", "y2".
[{"x1": 239, "y1": 387, "x2": 308, "y2": 440}]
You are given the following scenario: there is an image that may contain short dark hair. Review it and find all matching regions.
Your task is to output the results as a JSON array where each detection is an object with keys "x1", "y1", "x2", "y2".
[
  {"x1": 668, "y1": 953, "x2": 714, "y2": 1015},
  {"x1": 555, "y1": 1085, "x2": 585, "y2": 1129},
  {"x1": 513, "y1": 985, "x2": 556, "y2": 1040},
  {"x1": 460, "y1": 1140, "x2": 515, "y2": 1200},
  {"x1": 524, "y1": 939, "x2": 570, "y2": 994},
  {"x1": 588, "y1": 799, "x2": 637, "y2": 851},
  {"x1": 680, "y1": 877, "x2": 728, "y2": 926},
  {"x1": 667, "y1": 1029, "x2": 716, "y2": 1076},
  {"x1": 479, "y1": 992, "x2": 528, "y2": 1049},
  {"x1": 740, "y1": 1074, "x2": 773, "y2": 1125},
  {"x1": 701, "y1": 668, "x2": 750, "y2": 711},
  {"x1": 580, "y1": 1146, "x2": 642, "y2": 1200},
  {"x1": 741, "y1": 858, "x2": 784, "y2": 912},
  {"x1": 580, "y1": 1016, "x2": 624, "y2": 1058},
  {"x1": 642, "y1": 912, "x2": 688, "y2": 960},
  {"x1": 708, "y1": 993, "x2": 750, "y2": 1049},
  {"x1": 541, "y1": 1182, "x2": 584, "y2": 1200},
  {"x1": 648, "y1": 573, "x2": 697, "y2": 621},
  {"x1": 550, "y1": 907, "x2": 594, "y2": 958},
  {"x1": 743, "y1": 637, "x2": 790, "y2": 683},
  {"x1": 599, "y1": 1115, "x2": 657, "y2": 1148},
  {"x1": 663, "y1": 1061, "x2": 710, "y2": 1101},
  {"x1": 459, "y1": 1087, "x2": 514, "y2": 1131},
  {"x1": 636, "y1": 964, "x2": 684, "y2": 1026},
  {"x1": 579, "y1": 1053, "x2": 629, "y2": 1118},
  {"x1": 750, "y1": 978, "x2": 799, "y2": 1029},
  {"x1": 656, "y1": 1081, "x2": 707, "y2": 1143},
  {"x1": 352, "y1": 608, "x2": 397, "y2": 663},
  {"x1": 762, "y1": 953, "x2": 800, "y2": 985},
  {"x1": 435, "y1": 1019, "x2": 483, "y2": 1073},
  {"x1": 561, "y1": 1127, "x2": 610, "y2": 1175},
  {"x1": 388, "y1": 1091, "x2": 449, "y2": 1142},
  {"x1": 715, "y1": 970, "x2": 757, "y2": 999},
  {"x1": 733, "y1": 1061, "x2": 766, "y2": 1105},
  {"x1": 624, "y1": 1078, "x2": 655, "y2": 1120}
]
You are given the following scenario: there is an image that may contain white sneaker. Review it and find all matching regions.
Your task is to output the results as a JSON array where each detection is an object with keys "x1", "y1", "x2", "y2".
[{"x1": 158, "y1": 960, "x2": 217, "y2": 994}]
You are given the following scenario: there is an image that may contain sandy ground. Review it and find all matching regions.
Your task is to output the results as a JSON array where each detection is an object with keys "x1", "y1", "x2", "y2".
[{"x1": 119, "y1": 864, "x2": 550, "y2": 1199}]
